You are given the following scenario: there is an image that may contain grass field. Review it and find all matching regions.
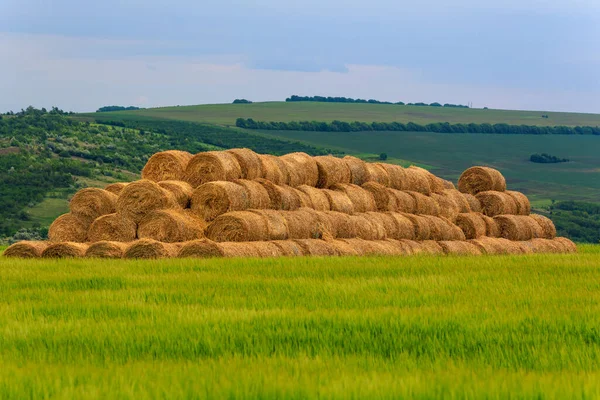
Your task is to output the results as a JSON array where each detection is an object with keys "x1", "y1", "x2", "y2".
[
  {"x1": 84, "y1": 101, "x2": 600, "y2": 127},
  {"x1": 1, "y1": 246, "x2": 600, "y2": 398}
]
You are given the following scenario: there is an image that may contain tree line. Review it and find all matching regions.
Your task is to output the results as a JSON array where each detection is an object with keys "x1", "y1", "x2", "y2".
[
  {"x1": 96, "y1": 106, "x2": 141, "y2": 112},
  {"x1": 530, "y1": 153, "x2": 569, "y2": 163},
  {"x1": 285, "y1": 95, "x2": 469, "y2": 108},
  {"x1": 236, "y1": 118, "x2": 600, "y2": 135}
]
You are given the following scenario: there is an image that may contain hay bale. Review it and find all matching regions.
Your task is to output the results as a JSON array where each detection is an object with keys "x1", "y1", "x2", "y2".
[
  {"x1": 438, "y1": 241, "x2": 482, "y2": 256},
  {"x1": 455, "y1": 213, "x2": 488, "y2": 239},
  {"x1": 178, "y1": 239, "x2": 224, "y2": 258},
  {"x1": 441, "y1": 179, "x2": 456, "y2": 190},
  {"x1": 314, "y1": 155, "x2": 352, "y2": 188},
  {"x1": 85, "y1": 241, "x2": 128, "y2": 258},
  {"x1": 462, "y1": 193, "x2": 481, "y2": 212},
  {"x1": 271, "y1": 240, "x2": 307, "y2": 256},
  {"x1": 494, "y1": 215, "x2": 544, "y2": 241},
  {"x1": 476, "y1": 191, "x2": 518, "y2": 217},
  {"x1": 293, "y1": 239, "x2": 339, "y2": 256},
  {"x1": 527, "y1": 238, "x2": 562, "y2": 254},
  {"x1": 70, "y1": 188, "x2": 117, "y2": 220},
  {"x1": 362, "y1": 182, "x2": 395, "y2": 211},
  {"x1": 348, "y1": 215, "x2": 386, "y2": 240},
  {"x1": 183, "y1": 151, "x2": 242, "y2": 188},
  {"x1": 48, "y1": 213, "x2": 92, "y2": 242},
  {"x1": 422, "y1": 216, "x2": 465, "y2": 241},
  {"x1": 410, "y1": 166, "x2": 445, "y2": 194},
  {"x1": 296, "y1": 185, "x2": 330, "y2": 211},
  {"x1": 376, "y1": 163, "x2": 406, "y2": 190},
  {"x1": 205, "y1": 211, "x2": 268, "y2": 242},
  {"x1": 405, "y1": 191, "x2": 440, "y2": 216},
  {"x1": 141, "y1": 150, "x2": 194, "y2": 182},
  {"x1": 279, "y1": 152, "x2": 319, "y2": 187},
  {"x1": 293, "y1": 187, "x2": 314, "y2": 208},
  {"x1": 443, "y1": 189, "x2": 471, "y2": 213},
  {"x1": 104, "y1": 182, "x2": 128, "y2": 195},
  {"x1": 481, "y1": 214, "x2": 500, "y2": 237},
  {"x1": 42, "y1": 242, "x2": 88, "y2": 258},
  {"x1": 331, "y1": 184, "x2": 377, "y2": 213},
  {"x1": 189, "y1": 181, "x2": 249, "y2": 221},
  {"x1": 388, "y1": 189, "x2": 417, "y2": 213},
  {"x1": 249, "y1": 210, "x2": 289, "y2": 240},
  {"x1": 383, "y1": 239, "x2": 414, "y2": 255},
  {"x1": 3, "y1": 241, "x2": 48, "y2": 258},
  {"x1": 364, "y1": 212, "x2": 397, "y2": 239},
  {"x1": 124, "y1": 239, "x2": 178, "y2": 259},
  {"x1": 158, "y1": 180, "x2": 194, "y2": 208},
  {"x1": 318, "y1": 211, "x2": 352, "y2": 238},
  {"x1": 401, "y1": 214, "x2": 431, "y2": 241},
  {"x1": 469, "y1": 237, "x2": 522, "y2": 255},
  {"x1": 217, "y1": 242, "x2": 261, "y2": 257},
  {"x1": 385, "y1": 212, "x2": 416, "y2": 240},
  {"x1": 322, "y1": 190, "x2": 355, "y2": 214},
  {"x1": 420, "y1": 240, "x2": 446, "y2": 255},
  {"x1": 506, "y1": 191, "x2": 531, "y2": 215},
  {"x1": 282, "y1": 209, "x2": 326, "y2": 239},
  {"x1": 529, "y1": 214, "x2": 557, "y2": 239},
  {"x1": 404, "y1": 166, "x2": 432, "y2": 195},
  {"x1": 431, "y1": 192, "x2": 460, "y2": 222},
  {"x1": 138, "y1": 209, "x2": 205, "y2": 243},
  {"x1": 328, "y1": 240, "x2": 360, "y2": 256},
  {"x1": 258, "y1": 154, "x2": 290, "y2": 185},
  {"x1": 249, "y1": 241, "x2": 285, "y2": 258},
  {"x1": 233, "y1": 179, "x2": 271, "y2": 209},
  {"x1": 553, "y1": 237, "x2": 577, "y2": 253},
  {"x1": 365, "y1": 163, "x2": 391, "y2": 186},
  {"x1": 337, "y1": 238, "x2": 388, "y2": 255},
  {"x1": 458, "y1": 166, "x2": 506, "y2": 194},
  {"x1": 87, "y1": 213, "x2": 137, "y2": 242},
  {"x1": 343, "y1": 156, "x2": 371, "y2": 185},
  {"x1": 226, "y1": 148, "x2": 263, "y2": 180},
  {"x1": 116, "y1": 180, "x2": 178, "y2": 223},
  {"x1": 255, "y1": 179, "x2": 302, "y2": 211}
]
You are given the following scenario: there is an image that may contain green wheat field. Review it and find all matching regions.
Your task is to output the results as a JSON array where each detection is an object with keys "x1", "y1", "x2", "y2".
[{"x1": 1, "y1": 245, "x2": 600, "y2": 399}]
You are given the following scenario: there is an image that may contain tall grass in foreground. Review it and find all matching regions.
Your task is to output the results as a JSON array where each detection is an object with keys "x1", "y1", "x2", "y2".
[{"x1": 0, "y1": 247, "x2": 599, "y2": 398}]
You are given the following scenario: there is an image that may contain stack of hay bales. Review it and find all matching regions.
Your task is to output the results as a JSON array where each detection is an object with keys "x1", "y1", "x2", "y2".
[{"x1": 4, "y1": 149, "x2": 576, "y2": 259}]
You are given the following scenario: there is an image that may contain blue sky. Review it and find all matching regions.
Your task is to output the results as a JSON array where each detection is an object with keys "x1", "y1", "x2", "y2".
[{"x1": 2, "y1": 0, "x2": 599, "y2": 112}]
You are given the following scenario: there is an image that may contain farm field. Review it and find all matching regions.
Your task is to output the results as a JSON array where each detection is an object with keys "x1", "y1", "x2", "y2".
[
  {"x1": 1, "y1": 246, "x2": 600, "y2": 398},
  {"x1": 83, "y1": 101, "x2": 600, "y2": 127}
]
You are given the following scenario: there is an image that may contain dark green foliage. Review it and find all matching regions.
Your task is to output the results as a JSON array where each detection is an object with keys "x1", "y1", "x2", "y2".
[
  {"x1": 232, "y1": 99, "x2": 252, "y2": 104},
  {"x1": 549, "y1": 201, "x2": 600, "y2": 243},
  {"x1": 97, "y1": 106, "x2": 141, "y2": 112},
  {"x1": 379, "y1": 153, "x2": 388, "y2": 161},
  {"x1": 530, "y1": 153, "x2": 569, "y2": 163},
  {"x1": 285, "y1": 95, "x2": 469, "y2": 108}
]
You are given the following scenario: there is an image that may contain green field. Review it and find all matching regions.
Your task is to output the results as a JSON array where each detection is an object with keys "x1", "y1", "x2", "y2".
[
  {"x1": 84, "y1": 101, "x2": 600, "y2": 127},
  {"x1": 1, "y1": 247, "x2": 600, "y2": 398}
]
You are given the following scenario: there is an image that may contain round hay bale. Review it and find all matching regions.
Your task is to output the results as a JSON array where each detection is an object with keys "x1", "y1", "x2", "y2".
[
  {"x1": 282, "y1": 209, "x2": 327, "y2": 239},
  {"x1": 138, "y1": 209, "x2": 205, "y2": 243},
  {"x1": 420, "y1": 240, "x2": 446, "y2": 255},
  {"x1": 70, "y1": 188, "x2": 117, "y2": 220},
  {"x1": 233, "y1": 179, "x2": 271, "y2": 209},
  {"x1": 217, "y1": 242, "x2": 261, "y2": 257},
  {"x1": 364, "y1": 212, "x2": 397, "y2": 239},
  {"x1": 258, "y1": 154, "x2": 290, "y2": 185},
  {"x1": 124, "y1": 239, "x2": 178, "y2": 259},
  {"x1": 388, "y1": 189, "x2": 417, "y2": 213},
  {"x1": 189, "y1": 181, "x2": 249, "y2": 222},
  {"x1": 293, "y1": 239, "x2": 339, "y2": 256},
  {"x1": 528, "y1": 238, "x2": 562, "y2": 254},
  {"x1": 314, "y1": 155, "x2": 352, "y2": 188},
  {"x1": 337, "y1": 238, "x2": 388, "y2": 256},
  {"x1": 349, "y1": 215, "x2": 385, "y2": 240},
  {"x1": 42, "y1": 242, "x2": 88, "y2": 258},
  {"x1": 248, "y1": 241, "x2": 285, "y2": 258},
  {"x1": 476, "y1": 191, "x2": 518, "y2": 217},
  {"x1": 279, "y1": 152, "x2": 319, "y2": 187},
  {"x1": 158, "y1": 180, "x2": 194, "y2": 208},
  {"x1": 383, "y1": 239, "x2": 413, "y2": 255},
  {"x1": 376, "y1": 163, "x2": 406, "y2": 190},
  {"x1": 401, "y1": 214, "x2": 431, "y2": 241},
  {"x1": 104, "y1": 182, "x2": 128, "y2": 195},
  {"x1": 249, "y1": 210, "x2": 289, "y2": 240},
  {"x1": 458, "y1": 166, "x2": 506, "y2": 195},
  {"x1": 422, "y1": 216, "x2": 465, "y2": 241},
  {"x1": 386, "y1": 213, "x2": 417, "y2": 240},
  {"x1": 322, "y1": 190, "x2": 354, "y2": 214},
  {"x1": 441, "y1": 179, "x2": 456, "y2": 190},
  {"x1": 404, "y1": 166, "x2": 432, "y2": 195},
  {"x1": 271, "y1": 240, "x2": 307, "y2": 256},
  {"x1": 226, "y1": 148, "x2": 263, "y2": 180},
  {"x1": 178, "y1": 239, "x2": 224, "y2": 258},
  {"x1": 116, "y1": 180, "x2": 178, "y2": 223},
  {"x1": 343, "y1": 156, "x2": 371, "y2": 185},
  {"x1": 438, "y1": 241, "x2": 482, "y2": 256},
  {"x1": 205, "y1": 211, "x2": 268, "y2": 242},
  {"x1": 296, "y1": 185, "x2": 330, "y2": 211},
  {"x1": 553, "y1": 237, "x2": 577, "y2": 253},
  {"x1": 319, "y1": 211, "x2": 352, "y2": 238},
  {"x1": 462, "y1": 193, "x2": 481, "y2": 212},
  {"x1": 293, "y1": 187, "x2": 314, "y2": 208},
  {"x1": 395, "y1": 240, "x2": 422, "y2": 255},
  {"x1": 183, "y1": 151, "x2": 242, "y2": 188},
  {"x1": 469, "y1": 237, "x2": 521, "y2": 255},
  {"x1": 48, "y1": 213, "x2": 92, "y2": 243},
  {"x1": 365, "y1": 163, "x2": 391, "y2": 186},
  {"x1": 405, "y1": 191, "x2": 440, "y2": 216},
  {"x1": 455, "y1": 213, "x2": 488, "y2": 239},
  {"x1": 331, "y1": 184, "x2": 377, "y2": 213},
  {"x1": 87, "y1": 213, "x2": 137, "y2": 242},
  {"x1": 481, "y1": 214, "x2": 500, "y2": 237},
  {"x1": 505, "y1": 190, "x2": 531, "y2": 215},
  {"x1": 411, "y1": 166, "x2": 445, "y2": 194},
  {"x1": 431, "y1": 192, "x2": 460, "y2": 222},
  {"x1": 494, "y1": 215, "x2": 544, "y2": 241},
  {"x1": 443, "y1": 189, "x2": 471, "y2": 213},
  {"x1": 511, "y1": 241, "x2": 535, "y2": 254},
  {"x1": 362, "y1": 182, "x2": 396, "y2": 211},
  {"x1": 85, "y1": 241, "x2": 128, "y2": 258},
  {"x1": 328, "y1": 240, "x2": 360, "y2": 256},
  {"x1": 141, "y1": 150, "x2": 193, "y2": 182},
  {"x1": 255, "y1": 179, "x2": 302, "y2": 211},
  {"x1": 529, "y1": 214, "x2": 556, "y2": 238},
  {"x1": 3, "y1": 241, "x2": 48, "y2": 258}
]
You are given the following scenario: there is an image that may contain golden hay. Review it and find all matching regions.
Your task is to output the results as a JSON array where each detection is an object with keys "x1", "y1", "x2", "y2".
[
  {"x1": 331, "y1": 183, "x2": 377, "y2": 213},
  {"x1": 178, "y1": 239, "x2": 224, "y2": 258},
  {"x1": 455, "y1": 213, "x2": 488, "y2": 239},
  {"x1": 401, "y1": 214, "x2": 431, "y2": 241},
  {"x1": 271, "y1": 240, "x2": 307, "y2": 256},
  {"x1": 438, "y1": 241, "x2": 482, "y2": 255},
  {"x1": 494, "y1": 215, "x2": 544, "y2": 241},
  {"x1": 293, "y1": 239, "x2": 339, "y2": 256},
  {"x1": 189, "y1": 181, "x2": 249, "y2": 221},
  {"x1": 361, "y1": 182, "x2": 395, "y2": 211},
  {"x1": 348, "y1": 214, "x2": 386, "y2": 240},
  {"x1": 553, "y1": 237, "x2": 577, "y2": 253},
  {"x1": 328, "y1": 239, "x2": 360, "y2": 256},
  {"x1": 443, "y1": 189, "x2": 471, "y2": 213},
  {"x1": 3, "y1": 241, "x2": 48, "y2": 258},
  {"x1": 293, "y1": 188, "x2": 314, "y2": 208},
  {"x1": 342, "y1": 156, "x2": 371, "y2": 185},
  {"x1": 505, "y1": 190, "x2": 531, "y2": 215},
  {"x1": 411, "y1": 166, "x2": 445, "y2": 194},
  {"x1": 249, "y1": 210, "x2": 289, "y2": 240},
  {"x1": 248, "y1": 241, "x2": 285, "y2": 258},
  {"x1": 42, "y1": 242, "x2": 89, "y2": 258},
  {"x1": 116, "y1": 180, "x2": 178, "y2": 223},
  {"x1": 217, "y1": 242, "x2": 262, "y2": 257},
  {"x1": 258, "y1": 154, "x2": 290, "y2": 185},
  {"x1": 279, "y1": 152, "x2": 319, "y2": 187},
  {"x1": 383, "y1": 239, "x2": 414, "y2": 255},
  {"x1": 365, "y1": 163, "x2": 391, "y2": 186},
  {"x1": 141, "y1": 150, "x2": 194, "y2": 182},
  {"x1": 385, "y1": 212, "x2": 417, "y2": 240},
  {"x1": 233, "y1": 179, "x2": 271, "y2": 209},
  {"x1": 527, "y1": 238, "x2": 562, "y2": 254},
  {"x1": 104, "y1": 182, "x2": 128, "y2": 195},
  {"x1": 403, "y1": 166, "x2": 432, "y2": 195},
  {"x1": 388, "y1": 189, "x2": 417, "y2": 213},
  {"x1": 376, "y1": 163, "x2": 406, "y2": 190},
  {"x1": 296, "y1": 185, "x2": 331, "y2": 211},
  {"x1": 183, "y1": 151, "x2": 242, "y2": 188},
  {"x1": 422, "y1": 216, "x2": 466, "y2": 241},
  {"x1": 317, "y1": 211, "x2": 351, "y2": 238},
  {"x1": 461, "y1": 193, "x2": 481, "y2": 213},
  {"x1": 458, "y1": 166, "x2": 506, "y2": 194},
  {"x1": 314, "y1": 155, "x2": 352, "y2": 188},
  {"x1": 364, "y1": 212, "x2": 398, "y2": 239},
  {"x1": 124, "y1": 239, "x2": 178, "y2": 259},
  {"x1": 70, "y1": 188, "x2": 117, "y2": 220},
  {"x1": 205, "y1": 211, "x2": 268, "y2": 242},
  {"x1": 48, "y1": 213, "x2": 92, "y2": 242},
  {"x1": 431, "y1": 192, "x2": 460, "y2": 222},
  {"x1": 85, "y1": 241, "x2": 128, "y2": 258},
  {"x1": 405, "y1": 191, "x2": 440, "y2": 216},
  {"x1": 158, "y1": 180, "x2": 194, "y2": 208},
  {"x1": 441, "y1": 179, "x2": 456, "y2": 190},
  {"x1": 282, "y1": 209, "x2": 325, "y2": 239},
  {"x1": 476, "y1": 191, "x2": 518, "y2": 217},
  {"x1": 482, "y1": 214, "x2": 500, "y2": 237},
  {"x1": 138, "y1": 209, "x2": 205, "y2": 243},
  {"x1": 322, "y1": 189, "x2": 355, "y2": 214},
  {"x1": 529, "y1": 214, "x2": 557, "y2": 239},
  {"x1": 419, "y1": 240, "x2": 446, "y2": 255},
  {"x1": 469, "y1": 237, "x2": 522, "y2": 255},
  {"x1": 87, "y1": 213, "x2": 137, "y2": 242},
  {"x1": 255, "y1": 179, "x2": 302, "y2": 211},
  {"x1": 336, "y1": 238, "x2": 378, "y2": 255},
  {"x1": 226, "y1": 148, "x2": 263, "y2": 180}
]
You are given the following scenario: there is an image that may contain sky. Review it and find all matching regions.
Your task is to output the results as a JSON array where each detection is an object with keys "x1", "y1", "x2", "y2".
[{"x1": 1, "y1": 0, "x2": 599, "y2": 113}]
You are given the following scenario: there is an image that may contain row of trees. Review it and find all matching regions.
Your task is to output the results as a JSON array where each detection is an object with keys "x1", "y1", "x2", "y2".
[
  {"x1": 236, "y1": 118, "x2": 600, "y2": 135},
  {"x1": 96, "y1": 106, "x2": 141, "y2": 112},
  {"x1": 530, "y1": 153, "x2": 569, "y2": 163},
  {"x1": 285, "y1": 95, "x2": 468, "y2": 108}
]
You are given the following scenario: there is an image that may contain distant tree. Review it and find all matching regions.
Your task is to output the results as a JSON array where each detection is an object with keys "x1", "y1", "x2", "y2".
[
  {"x1": 379, "y1": 153, "x2": 388, "y2": 161},
  {"x1": 232, "y1": 99, "x2": 252, "y2": 104}
]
